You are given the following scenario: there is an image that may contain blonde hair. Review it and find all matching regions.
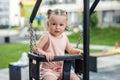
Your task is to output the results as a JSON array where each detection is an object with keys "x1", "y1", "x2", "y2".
[
  {"x1": 47, "y1": 9, "x2": 69, "y2": 30},
  {"x1": 47, "y1": 9, "x2": 67, "y2": 19}
]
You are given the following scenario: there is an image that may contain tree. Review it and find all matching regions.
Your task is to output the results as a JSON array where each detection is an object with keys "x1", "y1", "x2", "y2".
[{"x1": 90, "y1": 11, "x2": 98, "y2": 28}]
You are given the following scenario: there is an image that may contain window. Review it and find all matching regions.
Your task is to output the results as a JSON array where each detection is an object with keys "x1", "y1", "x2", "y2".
[
  {"x1": 65, "y1": 0, "x2": 76, "y2": 3},
  {"x1": 113, "y1": 15, "x2": 120, "y2": 23}
]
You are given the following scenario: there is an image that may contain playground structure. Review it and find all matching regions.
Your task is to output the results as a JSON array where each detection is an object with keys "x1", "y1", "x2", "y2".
[
  {"x1": 107, "y1": 49, "x2": 120, "y2": 54},
  {"x1": 28, "y1": 0, "x2": 100, "y2": 80}
]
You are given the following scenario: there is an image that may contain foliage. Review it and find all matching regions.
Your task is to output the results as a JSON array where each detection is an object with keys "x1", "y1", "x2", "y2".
[
  {"x1": 68, "y1": 32, "x2": 83, "y2": 43},
  {"x1": 90, "y1": 11, "x2": 98, "y2": 28}
]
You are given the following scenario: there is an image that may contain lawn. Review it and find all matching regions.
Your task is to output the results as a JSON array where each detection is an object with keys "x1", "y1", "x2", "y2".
[
  {"x1": 0, "y1": 26, "x2": 120, "y2": 69},
  {"x1": 0, "y1": 43, "x2": 101, "y2": 69},
  {"x1": 68, "y1": 27, "x2": 120, "y2": 46},
  {"x1": 0, "y1": 43, "x2": 29, "y2": 68}
]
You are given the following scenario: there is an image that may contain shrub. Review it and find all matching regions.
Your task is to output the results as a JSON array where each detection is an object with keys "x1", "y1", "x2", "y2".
[{"x1": 90, "y1": 11, "x2": 98, "y2": 28}]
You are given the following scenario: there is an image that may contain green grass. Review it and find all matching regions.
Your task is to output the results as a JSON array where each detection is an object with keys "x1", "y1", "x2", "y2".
[
  {"x1": 90, "y1": 27, "x2": 120, "y2": 46},
  {"x1": 0, "y1": 43, "x2": 101, "y2": 69},
  {"x1": 0, "y1": 26, "x2": 120, "y2": 69},
  {"x1": 68, "y1": 27, "x2": 120, "y2": 46},
  {"x1": 0, "y1": 43, "x2": 29, "y2": 69}
]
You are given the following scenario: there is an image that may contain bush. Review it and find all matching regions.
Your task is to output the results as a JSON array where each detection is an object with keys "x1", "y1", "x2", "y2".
[{"x1": 90, "y1": 11, "x2": 98, "y2": 28}]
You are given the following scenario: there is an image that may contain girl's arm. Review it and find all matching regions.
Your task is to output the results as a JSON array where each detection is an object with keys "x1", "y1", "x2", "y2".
[
  {"x1": 65, "y1": 37, "x2": 83, "y2": 54},
  {"x1": 34, "y1": 32, "x2": 54, "y2": 61},
  {"x1": 34, "y1": 33, "x2": 48, "y2": 55}
]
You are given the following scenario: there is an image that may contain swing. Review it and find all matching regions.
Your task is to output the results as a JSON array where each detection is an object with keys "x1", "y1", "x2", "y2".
[{"x1": 28, "y1": 0, "x2": 100, "y2": 80}]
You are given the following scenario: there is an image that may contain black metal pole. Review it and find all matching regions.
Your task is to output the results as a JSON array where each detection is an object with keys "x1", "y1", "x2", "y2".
[
  {"x1": 30, "y1": 0, "x2": 42, "y2": 23},
  {"x1": 83, "y1": 0, "x2": 90, "y2": 80},
  {"x1": 90, "y1": 0, "x2": 100, "y2": 15}
]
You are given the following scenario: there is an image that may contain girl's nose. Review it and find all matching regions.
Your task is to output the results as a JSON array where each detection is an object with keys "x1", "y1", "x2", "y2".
[{"x1": 56, "y1": 25, "x2": 60, "y2": 28}]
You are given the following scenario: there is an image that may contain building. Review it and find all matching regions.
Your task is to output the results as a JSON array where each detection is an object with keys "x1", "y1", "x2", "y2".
[
  {"x1": 40, "y1": 0, "x2": 120, "y2": 27},
  {"x1": 0, "y1": 0, "x2": 9, "y2": 28},
  {"x1": 0, "y1": 0, "x2": 20, "y2": 28},
  {"x1": 1, "y1": 0, "x2": 120, "y2": 28}
]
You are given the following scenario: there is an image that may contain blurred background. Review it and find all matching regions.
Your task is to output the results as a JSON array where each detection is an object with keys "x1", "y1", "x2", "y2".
[
  {"x1": 0, "y1": 0, "x2": 120, "y2": 30},
  {"x1": 0, "y1": 0, "x2": 120, "y2": 80}
]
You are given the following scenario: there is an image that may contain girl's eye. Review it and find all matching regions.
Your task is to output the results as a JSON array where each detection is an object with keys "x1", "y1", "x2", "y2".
[
  {"x1": 52, "y1": 23, "x2": 56, "y2": 25},
  {"x1": 60, "y1": 24, "x2": 64, "y2": 26}
]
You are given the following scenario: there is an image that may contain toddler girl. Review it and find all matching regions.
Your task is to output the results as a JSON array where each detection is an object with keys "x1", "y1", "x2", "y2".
[{"x1": 36, "y1": 9, "x2": 83, "y2": 80}]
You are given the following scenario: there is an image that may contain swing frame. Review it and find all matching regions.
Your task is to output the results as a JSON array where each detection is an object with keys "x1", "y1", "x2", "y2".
[{"x1": 28, "y1": 0, "x2": 100, "y2": 80}]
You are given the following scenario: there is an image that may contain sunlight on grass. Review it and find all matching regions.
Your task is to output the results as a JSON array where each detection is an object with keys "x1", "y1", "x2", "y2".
[{"x1": 0, "y1": 43, "x2": 29, "y2": 68}]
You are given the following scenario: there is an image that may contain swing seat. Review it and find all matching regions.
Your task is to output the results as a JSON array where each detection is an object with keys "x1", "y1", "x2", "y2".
[{"x1": 28, "y1": 53, "x2": 83, "y2": 80}]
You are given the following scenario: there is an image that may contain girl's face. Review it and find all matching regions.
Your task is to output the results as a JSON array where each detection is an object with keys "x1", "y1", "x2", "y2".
[{"x1": 47, "y1": 14, "x2": 67, "y2": 37}]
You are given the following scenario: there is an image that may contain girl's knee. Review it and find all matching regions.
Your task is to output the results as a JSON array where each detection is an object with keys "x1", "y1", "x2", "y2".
[
  {"x1": 42, "y1": 74, "x2": 58, "y2": 80},
  {"x1": 70, "y1": 72, "x2": 80, "y2": 80},
  {"x1": 43, "y1": 75, "x2": 57, "y2": 80}
]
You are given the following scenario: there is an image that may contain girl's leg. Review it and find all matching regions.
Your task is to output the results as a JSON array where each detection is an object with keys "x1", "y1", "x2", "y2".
[
  {"x1": 43, "y1": 75, "x2": 57, "y2": 80},
  {"x1": 42, "y1": 72, "x2": 58, "y2": 80},
  {"x1": 70, "y1": 72, "x2": 80, "y2": 80}
]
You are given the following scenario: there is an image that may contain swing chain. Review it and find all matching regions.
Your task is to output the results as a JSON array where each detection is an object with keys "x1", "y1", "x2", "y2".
[
  {"x1": 29, "y1": 22, "x2": 40, "y2": 54},
  {"x1": 76, "y1": 32, "x2": 83, "y2": 48}
]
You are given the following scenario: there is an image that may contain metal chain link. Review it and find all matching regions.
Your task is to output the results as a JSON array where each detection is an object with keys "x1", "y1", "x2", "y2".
[
  {"x1": 76, "y1": 32, "x2": 83, "y2": 48},
  {"x1": 29, "y1": 22, "x2": 40, "y2": 55},
  {"x1": 29, "y1": 23, "x2": 33, "y2": 53}
]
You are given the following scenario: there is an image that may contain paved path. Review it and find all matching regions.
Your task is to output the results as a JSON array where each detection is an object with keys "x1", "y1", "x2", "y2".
[
  {"x1": 0, "y1": 68, "x2": 9, "y2": 80},
  {"x1": 90, "y1": 55, "x2": 120, "y2": 80},
  {"x1": 0, "y1": 30, "x2": 18, "y2": 37},
  {"x1": 90, "y1": 65, "x2": 120, "y2": 80}
]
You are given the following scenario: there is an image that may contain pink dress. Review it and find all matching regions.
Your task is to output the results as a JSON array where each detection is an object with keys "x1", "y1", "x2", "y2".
[{"x1": 38, "y1": 31, "x2": 72, "y2": 79}]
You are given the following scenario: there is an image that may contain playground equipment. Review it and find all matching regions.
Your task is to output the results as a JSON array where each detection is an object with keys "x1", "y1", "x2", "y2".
[
  {"x1": 108, "y1": 49, "x2": 120, "y2": 54},
  {"x1": 28, "y1": 0, "x2": 100, "y2": 80}
]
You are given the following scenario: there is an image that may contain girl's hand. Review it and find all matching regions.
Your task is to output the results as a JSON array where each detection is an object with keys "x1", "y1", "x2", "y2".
[
  {"x1": 79, "y1": 50, "x2": 83, "y2": 54},
  {"x1": 44, "y1": 52, "x2": 54, "y2": 62}
]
